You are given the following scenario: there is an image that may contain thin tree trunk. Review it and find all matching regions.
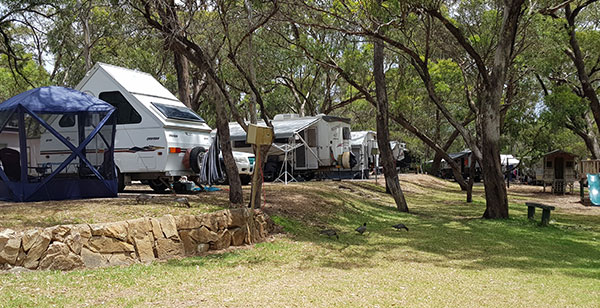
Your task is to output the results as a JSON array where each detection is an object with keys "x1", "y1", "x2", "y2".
[
  {"x1": 430, "y1": 122, "x2": 469, "y2": 177},
  {"x1": 209, "y1": 81, "x2": 243, "y2": 205},
  {"x1": 467, "y1": 154, "x2": 476, "y2": 203},
  {"x1": 250, "y1": 144, "x2": 270, "y2": 208},
  {"x1": 81, "y1": 6, "x2": 92, "y2": 71},
  {"x1": 373, "y1": 33, "x2": 408, "y2": 212},
  {"x1": 174, "y1": 53, "x2": 192, "y2": 108},
  {"x1": 244, "y1": 0, "x2": 258, "y2": 123},
  {"x1": 565, "y1": 4, "x2": 600, "y2": 135}
]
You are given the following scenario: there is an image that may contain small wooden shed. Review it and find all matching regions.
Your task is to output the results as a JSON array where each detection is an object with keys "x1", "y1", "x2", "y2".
[{"x1": 541, "y1": 150, "x2": 577, "y2": 194}]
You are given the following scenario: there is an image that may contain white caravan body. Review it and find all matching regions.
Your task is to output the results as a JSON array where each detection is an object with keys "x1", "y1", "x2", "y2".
[
  {"x1": 350, "y1": 131, "x2": 377, "y2": 175},
  {"x1": 227, "y1": 114, "x2": 355, "y2": 181},
  {"x1": 39, "y1": 63, "x2": 248, "y2": 190}
]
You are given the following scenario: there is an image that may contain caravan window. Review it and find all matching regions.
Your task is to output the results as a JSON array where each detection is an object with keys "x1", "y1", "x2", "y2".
[
  {"x1": 342, "y1": 127, "x2": 351, "y2": 140},
  {"x1": 58, "y1": 114, "x2": 93, "y2": 127},
  {"x1": 99, "y1": 91, "x2": 142, "y2": 125},
  {"x1": 59, "y1": 114, "x2": 76, "y2": 127},
  {"x1": 151, "y1": 103, "x2": 205, "y2": 123}
]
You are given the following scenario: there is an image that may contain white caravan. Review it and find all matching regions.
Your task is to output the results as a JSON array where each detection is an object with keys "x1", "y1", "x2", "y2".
[
  {"x1": 228, "y1": 113, "x2": 356, "y2": 181},
  {"x1": 39, "y1": 63, "x2": 254, "y2": 191},
  {"x1": 350, "y1": 131, "x2": 377, "y2": 178}
]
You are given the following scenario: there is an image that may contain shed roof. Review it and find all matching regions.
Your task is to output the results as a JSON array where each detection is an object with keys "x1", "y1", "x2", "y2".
[{"x1": 543, "y1": 149, "x2": 577, "y2": 158}]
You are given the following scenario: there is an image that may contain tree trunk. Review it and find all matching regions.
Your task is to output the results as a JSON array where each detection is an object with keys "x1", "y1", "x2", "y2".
[
  {"x1": 574, "y1": 126, "x2": 600, "y2": 159},
  {"x1": 480, "y1": 104, "x2": 508, "y2": 218},
  {"x1": 430, "y1": 152, "x2": 443, "y2": 177},
  {"x1": 480, "y1": 0, "x2": 524, "y2": 219},
  {"x1": 244, "y1": 0, "x2": 258, "y2": 123},
  {"x1": 174, "y1": 53, "x2": 192, "y2": 108},
  {"x1": 373, "y1": 35, "x2": 408, "y2": 212},
  {"x1": 467, "y1": 154, "x2": 476, "y2": 203},
  {"x1": 81, "y1": 7, "x2": 92, "y2": 71},
  {"x1": 250, "y1": 144, "x2": 270, "y2": 208},
  {"x1": 209, "y1": 81, "x2": 243, "y2": 205},
  {"x1": 565, "y1": 4, "x2": 600, "y2": 136}
]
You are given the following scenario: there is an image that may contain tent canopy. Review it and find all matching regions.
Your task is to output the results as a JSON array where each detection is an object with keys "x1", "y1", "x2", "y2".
[
  {"x1": 0, "y1": 86, "x2": 114, "y2": 114},
  {"x1": 0, "y1": 86, "x2": 117, "y2": 202}
]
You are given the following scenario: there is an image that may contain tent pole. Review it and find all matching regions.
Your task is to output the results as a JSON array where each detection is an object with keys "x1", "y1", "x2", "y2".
[{"x1": 18, "y1": 106, "x2": 28, "y2": 200}]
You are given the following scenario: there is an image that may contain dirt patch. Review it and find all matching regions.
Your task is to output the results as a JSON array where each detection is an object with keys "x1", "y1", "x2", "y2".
[
  {"x1": 506, "y1": 184, "x2": 600, "y2": 216},
  {"x1": 261, "y1": 183, "x2": 343, "y2": 228}
]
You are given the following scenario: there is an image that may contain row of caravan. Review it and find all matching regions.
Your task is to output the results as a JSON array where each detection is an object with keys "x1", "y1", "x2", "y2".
[
  {"x1": 2, "y1": 63, "x2": 407, "y2": 192},
  {"x1": 227, "y1": 116, "x2": 407, "y2": 182}
]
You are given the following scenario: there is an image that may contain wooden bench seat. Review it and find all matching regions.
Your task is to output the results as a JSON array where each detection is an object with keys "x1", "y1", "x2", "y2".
[{"x1": 525, "y1": 202, "x2": 556, "y2": 226}]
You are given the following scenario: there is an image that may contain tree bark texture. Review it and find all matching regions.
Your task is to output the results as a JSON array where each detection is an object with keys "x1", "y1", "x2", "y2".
[
  {"x1": 250, "y1": 144, "x2": 270, "y2": 208},
  {"x1": 481, "y1": 0, "x2": 524, "y2": 219},
  {"x1": 174, "y1": 53, "x2": 192, "y2": 108},
  {"x1": 373, "y1": 35, "x2": 408, "y2": 212},
  {"x1": 565, "y1": 4, "x2": 600, "y2": 139},
  {"x1": 209, "y1": 81, "x2": 244, "y2": 205}
]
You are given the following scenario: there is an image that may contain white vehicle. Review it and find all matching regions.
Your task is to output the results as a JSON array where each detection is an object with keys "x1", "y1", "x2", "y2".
[
  {"x1": 38, "y1": 63, "x2": 253, "y2": 191},
  {"x1": 228, "y1": 113, "x2": 356, "y2": 180}
]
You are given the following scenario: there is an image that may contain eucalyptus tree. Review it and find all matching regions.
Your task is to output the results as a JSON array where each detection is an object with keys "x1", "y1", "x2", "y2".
[
  {"x1": 129, "y1": 0, "x2": 289, "y2": 207},
  {"x1": 47, "y1": 0, "x2": 172, "y2": 88},
  {"x1": 0, "y1": 0, "x2": 57, "y2": 91},
  {"x1": 529, "y1": 1, "x2": 600, "y2": 158}
]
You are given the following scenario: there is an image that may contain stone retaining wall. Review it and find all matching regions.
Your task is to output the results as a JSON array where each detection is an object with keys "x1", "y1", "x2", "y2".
[{"x1": 0, "y1": 208, "x2": 274, "y2": 271}]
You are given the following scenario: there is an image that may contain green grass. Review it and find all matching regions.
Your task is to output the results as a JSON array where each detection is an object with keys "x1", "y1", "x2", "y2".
[{"x1": 1, "y1": 177, "x2": 599, "y2": 307}]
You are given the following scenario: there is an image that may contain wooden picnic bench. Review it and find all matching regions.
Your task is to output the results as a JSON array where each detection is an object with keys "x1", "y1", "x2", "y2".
[{"x1": 525, "y1": 202, "x2": 556, "y2": 226}]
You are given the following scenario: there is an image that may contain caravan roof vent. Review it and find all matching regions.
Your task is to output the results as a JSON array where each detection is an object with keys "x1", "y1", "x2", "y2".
[{"x1": 274, "y1": 113, "x2": 300, "y2": 120}]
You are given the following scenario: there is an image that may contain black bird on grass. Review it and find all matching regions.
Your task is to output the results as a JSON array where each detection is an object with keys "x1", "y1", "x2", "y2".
[
  {"x1": 355, "y1": 222, "x2": 367, "y2": 235},
  {"x1": 392, "y1": 223, "x2": 409, "y2": 231},
  {"x1": 319, "y1": 229, "x2": 339, "y2": 240}
]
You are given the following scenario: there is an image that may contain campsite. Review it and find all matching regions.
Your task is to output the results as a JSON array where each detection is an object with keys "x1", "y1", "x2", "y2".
[{"x1": 1, "y1": 0, "x2": 600, "y2": 307}]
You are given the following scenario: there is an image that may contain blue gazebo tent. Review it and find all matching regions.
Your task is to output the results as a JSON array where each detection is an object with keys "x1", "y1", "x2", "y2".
[{"x1": 0, "y1": 86, "x2": 117, "y2": 202}]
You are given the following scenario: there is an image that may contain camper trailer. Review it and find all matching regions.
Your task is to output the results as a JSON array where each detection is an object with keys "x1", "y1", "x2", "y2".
[
  {"x1": 439, "y1": 150, "x2": 481, "y2": 181},
  {"x1": 350, "y1": 131, "x2": 377, "y2": 179},
  {"x1": 38, "y1": 63, "x2": 254, "y2": 191},
  {"x1": 228, "y1": 114, "x2": 356, "y2": 181}
]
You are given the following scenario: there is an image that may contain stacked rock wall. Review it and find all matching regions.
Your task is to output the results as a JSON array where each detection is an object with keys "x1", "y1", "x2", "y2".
[{"x1": 0, "y1": 208, "x2": 273, "y2": 271}]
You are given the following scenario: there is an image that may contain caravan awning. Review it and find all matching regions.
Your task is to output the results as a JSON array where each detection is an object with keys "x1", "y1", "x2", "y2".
[{"x1": 228, "y1": 116, "x2": 321, "y2": 141}]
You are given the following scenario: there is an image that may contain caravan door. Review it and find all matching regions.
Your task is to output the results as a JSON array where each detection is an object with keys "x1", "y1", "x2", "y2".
[
  {"x1": 305, "y1": 128, "x2": 318, "y2": 169},
  {"x1": 294, "y1": 128, "x2": 318, "y2": 170}
]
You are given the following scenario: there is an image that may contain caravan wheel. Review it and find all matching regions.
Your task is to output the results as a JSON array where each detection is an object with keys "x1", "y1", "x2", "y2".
[{"x1": 189, "y1": 146, "x2": 206, "y2": 173}]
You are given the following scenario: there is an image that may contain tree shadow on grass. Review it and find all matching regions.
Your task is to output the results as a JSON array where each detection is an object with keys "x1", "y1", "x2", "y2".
[{"x1": 284, "y1": 184, "x2": 600, "y2": 280}]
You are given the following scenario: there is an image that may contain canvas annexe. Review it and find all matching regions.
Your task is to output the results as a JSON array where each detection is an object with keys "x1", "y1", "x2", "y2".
[{"x1": 38, "y1": 63, "x2": 254, "y2": 192}]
